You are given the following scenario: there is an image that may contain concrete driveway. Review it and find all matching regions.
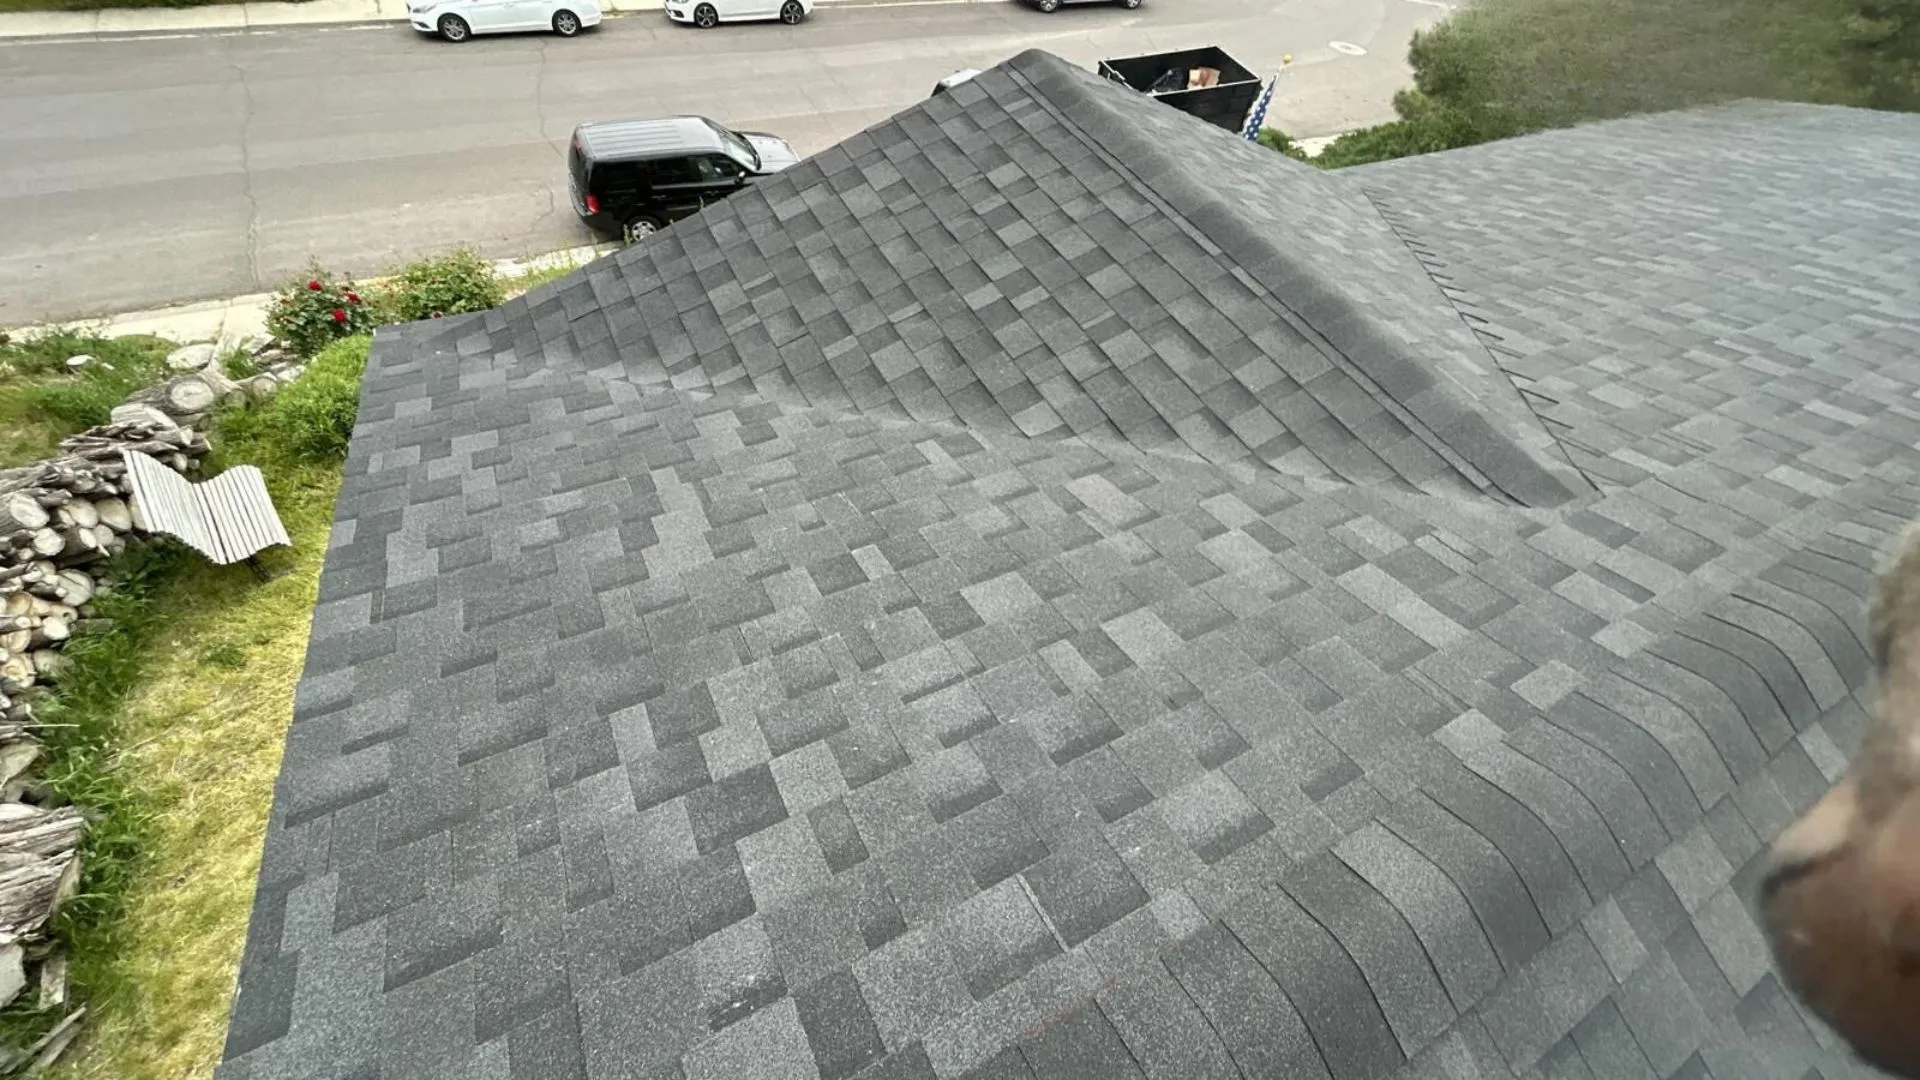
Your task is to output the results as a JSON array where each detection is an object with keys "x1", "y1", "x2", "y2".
[{"x1": 0, "y1": 0, "x2": 1447, "y2": 325}]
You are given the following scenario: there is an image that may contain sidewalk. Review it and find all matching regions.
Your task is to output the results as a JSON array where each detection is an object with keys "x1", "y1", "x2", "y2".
[{"x1": 6, "y1": 244, "x2": 613, "y2": 349}]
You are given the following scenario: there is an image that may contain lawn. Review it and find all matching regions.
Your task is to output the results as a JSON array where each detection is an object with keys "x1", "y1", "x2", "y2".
[
  {"x1": 38, "y1": 431, "x2": 340, "y2": 1080},
  {"x1": 0, "y1": 332, "x2": 174, "y2": 466}
]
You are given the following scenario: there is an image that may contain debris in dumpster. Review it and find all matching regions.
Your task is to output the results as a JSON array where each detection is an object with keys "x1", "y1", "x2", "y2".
[{"x1": 1143, "y1": 66, "x2": 1225, "y2": 95}]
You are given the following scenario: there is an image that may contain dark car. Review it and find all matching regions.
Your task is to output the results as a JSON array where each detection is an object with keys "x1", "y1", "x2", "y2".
[{"x1": 567, "y1": 116, "x2": 800, "y2": 239}]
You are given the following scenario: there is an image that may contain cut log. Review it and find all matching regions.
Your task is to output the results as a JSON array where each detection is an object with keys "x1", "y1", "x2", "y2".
[
  {"x1": 54, "y1": 571, "x2": 92, "y2": 607},
  {"x1": 0, "y1": 656, "x2": 30, "y2": 693},
  {"x1": 58, "y1": 528, "x2": 100, "y2": 560},
  {"x1": 0, "y1": 632, "x2": 25, "y2": 656},
  {"x1": 93, "y1": 498, "x2": 131, "y2": 533},
  {"x1": 38, "y1": 948, "x2": 66, "y2": 1009},
  {"x1": 25, "y1": 1005, "x2": 85, "y2": 1072},
  {"x1": 123, "y1": 372, "x2": 220, "y2": 421},
  {"x1": 0, "y1": 944, "x2": 22, "y2": 1013},
  {"x1": 60, "y1": 501, "x2": 97, "y2": 530},
  {"x1": 108, "y1": 403, "x2": 176, "y2": 430},
  {"x1": 0, "y1": 496, "x2": 46, "y2": 534},
  {"x1": 2, "y1": 594, "x2": 26, "y2": 619},
  {"x1": 0, "y1": 804, "x2": 84, "y2": 860},
  {"x1": 27, "y1": 530, "x2": 62, "y2": 559},
  {"x1": 28, "y1": 650, "x2": 65, "y2": 680},
  {"x1": 0, "y1": 741, "x2": 38, "y2": 796}
]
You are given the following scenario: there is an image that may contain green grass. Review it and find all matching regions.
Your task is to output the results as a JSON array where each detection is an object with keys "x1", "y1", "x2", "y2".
[
  {"x1": 0, "y1": 339, "x2": 363, "y2": 1078},
  {"x1": 0, "y1": 332, "x2": 174, "y2": 468},
  {"x1": 502, "y1": 251, "x2": 593, "y2": 297}
]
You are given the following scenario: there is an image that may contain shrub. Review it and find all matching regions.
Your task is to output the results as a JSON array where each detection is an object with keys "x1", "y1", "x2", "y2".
[
  {"x1": 265, "y1": 264, "x2": 376, "y2": 359},
  {"x1": 249, "y1": 335, "x2": 371, "y2": 462},
  {"x1": 381, "y1": 248, "x2": 503, "y2": 324},
  {"x1": 1255, "y1": 128, "x2": 1311, "y2": 161},
  {"x1": 1256, "y1": 0, "x2": 1879, "y2": 172}
]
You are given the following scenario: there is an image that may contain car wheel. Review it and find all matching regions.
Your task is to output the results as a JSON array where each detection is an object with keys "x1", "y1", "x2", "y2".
[
  {"x1": 1035, "y1": 0, "x2": 1059, "y2": 11},
  {"x1": 779, "y1": 0, "x2": 803, "y2": 22},
  {"x1": 438, "y1": 13, "x2": 471, "y2": 39},
  {"x1": 552, "y1": 8, "x2": 581, "y2": 33},
  {"x1": 1119, "y1": 0, "x2": 1139, "y2": 7},
  {"x1": 693, "y1": 3, "x2": 717, "y2": 26},
  {"x1": 623, "y1": 216, "x2": 664, "y2": 243}
]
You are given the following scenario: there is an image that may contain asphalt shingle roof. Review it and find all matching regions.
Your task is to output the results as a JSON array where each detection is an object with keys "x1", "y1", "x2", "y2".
[{"x1": 218, "y1": 49, "x2": 1920, "y2": 1080}]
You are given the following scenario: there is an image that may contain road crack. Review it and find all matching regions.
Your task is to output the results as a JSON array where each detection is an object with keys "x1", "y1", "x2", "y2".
[{"x1": 227, "y1": 35, "x2": 265, "y2": 295}]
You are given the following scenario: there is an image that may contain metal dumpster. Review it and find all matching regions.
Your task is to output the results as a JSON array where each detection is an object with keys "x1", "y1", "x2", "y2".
[{"x1": 1096, "y1": 46, "x2": 1264, "y2": 134}]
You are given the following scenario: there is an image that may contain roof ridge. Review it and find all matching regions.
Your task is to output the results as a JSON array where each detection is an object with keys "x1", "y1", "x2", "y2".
[{"x1": 1004, "y1": 49, "x2": 1594, "y2": 509}]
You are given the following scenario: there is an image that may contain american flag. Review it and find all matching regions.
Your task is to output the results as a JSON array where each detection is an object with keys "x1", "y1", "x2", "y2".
[{"x1": 1240, "y1": 73, "x2": 1279, "y2": 142}]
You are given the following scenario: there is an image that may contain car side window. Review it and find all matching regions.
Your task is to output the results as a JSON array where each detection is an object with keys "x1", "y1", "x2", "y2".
[
  {"x1": 698, "y1": 155, "x2": 742, "y2": 182},
  {"x1": 590, "y1": 160, "x2": 651, "y2": 195},
  {"x1": 651, "y1": 155, "x2": 700, "y2": 185}
]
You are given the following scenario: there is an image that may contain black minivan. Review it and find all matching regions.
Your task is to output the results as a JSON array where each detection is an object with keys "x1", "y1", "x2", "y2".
[{"x1": 568, "y1": 116, "x2": 800, "y2": 239}]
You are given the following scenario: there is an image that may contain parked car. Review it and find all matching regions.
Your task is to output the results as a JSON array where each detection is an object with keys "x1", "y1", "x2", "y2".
[
  {"x1": 409, "y1": 0, "x2": 600, "y2": 40},
  {"x1": 1024, "y1": 0, "x2": 1137, "y2": 9},
  {"x1": 664, "y1": 0, "x2": 811, "y2": 26},
  {"x1": 568, "y1": 117, "x2": 801, "y2": 239}
]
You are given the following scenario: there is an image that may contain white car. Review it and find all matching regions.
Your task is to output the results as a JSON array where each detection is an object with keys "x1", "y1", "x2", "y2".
[
  {"x1": 664, "y1": 0, "x2": 811, "y2": 28},
  {"x1": 410, "y1": 0, "x2": 601, "y2": 41}
]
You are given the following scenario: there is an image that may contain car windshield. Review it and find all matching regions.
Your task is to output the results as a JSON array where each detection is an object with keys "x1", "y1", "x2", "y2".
[{"x1": 705, "y1": 120, "x2": 760, "y2": 171}]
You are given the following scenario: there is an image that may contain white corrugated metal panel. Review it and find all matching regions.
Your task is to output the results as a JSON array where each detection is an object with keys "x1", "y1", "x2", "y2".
[{"x1": 121, "y1": 451, "x2": 290, "y2": 565}]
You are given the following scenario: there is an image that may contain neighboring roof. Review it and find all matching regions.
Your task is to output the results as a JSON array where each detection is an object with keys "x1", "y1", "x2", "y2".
[
  {"x1": 575, "y1": 116, "x2": 733, "y2": 160},
  {"x1": 220, "y1": 49, "x2": 1920, "y2": 1080}
]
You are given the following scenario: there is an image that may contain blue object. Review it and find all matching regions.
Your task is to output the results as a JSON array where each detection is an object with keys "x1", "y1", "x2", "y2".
[{"x1": 1241, "y1": 73, "x2": 1277, "y2": 141}]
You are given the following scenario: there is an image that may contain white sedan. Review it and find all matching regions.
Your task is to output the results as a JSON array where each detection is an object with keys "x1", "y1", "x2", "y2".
[
  {"x1": 409, "y1": 0, "x2": 602, "y2": 41},
  {"x1": 665, "y1": 0, "x2": 811, "y2": 27}
]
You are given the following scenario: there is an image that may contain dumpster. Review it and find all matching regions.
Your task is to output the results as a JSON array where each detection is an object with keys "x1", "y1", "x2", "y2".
[{"x1": 1096, "y1": 46, "x2": 1264, "y2": 134}]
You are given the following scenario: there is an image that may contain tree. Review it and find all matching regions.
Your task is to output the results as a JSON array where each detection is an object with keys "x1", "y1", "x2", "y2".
[{"x1": 1846, "y1": 0, "x2": 1920, "y2": 109}]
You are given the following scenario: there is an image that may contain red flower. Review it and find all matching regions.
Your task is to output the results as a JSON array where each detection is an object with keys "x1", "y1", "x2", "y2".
[
  {"x1": 331, "y1": 308, "x2": 347, "y2": 323},
  {"x1": 346, "y1": 292, "x2": 361, "y2": 304},
  {"x1": 307, "y1": 280, "x2": 322, "y2": 291}
]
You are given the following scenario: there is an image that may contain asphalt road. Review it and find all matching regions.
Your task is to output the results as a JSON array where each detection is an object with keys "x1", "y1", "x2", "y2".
[{"x1": 0, "y1": 0, "x2": 1446, "y2": 325}]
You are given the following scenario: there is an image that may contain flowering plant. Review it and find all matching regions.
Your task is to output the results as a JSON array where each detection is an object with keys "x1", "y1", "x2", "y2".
[{"x1": 267, "y1": 263, "x2": 376, "y2": 357}]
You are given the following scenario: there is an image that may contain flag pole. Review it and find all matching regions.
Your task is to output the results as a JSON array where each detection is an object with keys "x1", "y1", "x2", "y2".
[{"x1": 1240, "y1": 54, "x2": 1293, "y2": 143}]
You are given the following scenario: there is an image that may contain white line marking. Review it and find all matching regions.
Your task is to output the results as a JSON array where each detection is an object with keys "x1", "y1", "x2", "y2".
[
  {"x1": 1329, "y1": 40, "x2": 1366, "y2": 55},
  {"x1": 1403, "y1": 0, "x2": 1454, "y2": 8}
]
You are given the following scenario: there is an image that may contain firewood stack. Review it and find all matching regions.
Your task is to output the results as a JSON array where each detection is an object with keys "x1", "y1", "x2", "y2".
[{"x1": 0, "y1": 402, "x2": 211, "y2": 1049}]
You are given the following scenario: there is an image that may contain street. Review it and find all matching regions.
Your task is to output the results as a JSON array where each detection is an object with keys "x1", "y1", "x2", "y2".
[{"x1": 0, "y1": 0, "x2": 1445, "y2": 325}]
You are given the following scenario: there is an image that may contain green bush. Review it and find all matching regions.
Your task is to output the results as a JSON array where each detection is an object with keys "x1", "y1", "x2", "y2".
[
  {"x1": 1258, "y1": 0, "x2": 1880, "y2": 172},
  {"x1": 1255, "y1": 128, "x2": 1311, "y2": 161},
  {"x1": 244, "y1": 335, "x2": 370, "y2": 462},
  {"x1": 381, "y1": 248, "x2": 503, "y2": 324},
  {"x1": 265, "y1": 264, "x2": 376, "y2": 359},
  {"x1": 1846, "y1": 0, "x2": 1920, "y2": 110}
]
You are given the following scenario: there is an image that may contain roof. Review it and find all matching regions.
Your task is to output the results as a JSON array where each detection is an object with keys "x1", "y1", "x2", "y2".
[
  {"x1": 574, "y1": 116, "x2": 731, "y2": 160},
  {"x1": 219, "y1": 48, "x2": 1920, "y2": 1080}
]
